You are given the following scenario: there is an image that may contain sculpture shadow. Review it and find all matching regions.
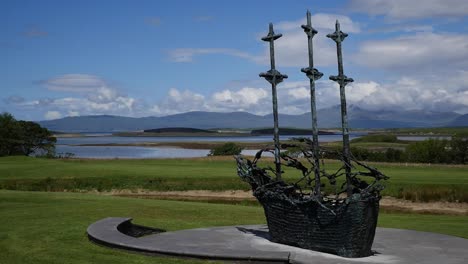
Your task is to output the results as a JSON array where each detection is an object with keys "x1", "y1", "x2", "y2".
[
  {"x1": 117, "y1": 221, "x2": 166, "y2": 238},
  {"x1": 236, "y1": 226, "x2": 271, "y2": 240}
]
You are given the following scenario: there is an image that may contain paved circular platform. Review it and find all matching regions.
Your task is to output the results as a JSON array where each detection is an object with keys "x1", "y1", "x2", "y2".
[{"x1": 88, "y1": 217, "x2": 468, "y2": 264}]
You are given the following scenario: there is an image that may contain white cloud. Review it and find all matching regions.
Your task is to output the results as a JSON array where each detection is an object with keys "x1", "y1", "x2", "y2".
[
  {"x1": 350, "y1": 0, "x2": 468, "y2": 20},
  {"x1": 252, "y1": 13, "x2": 361, "y2": 67},
  {"x1": 288, "y1": 87, "x2": 309, "y2": 100},
  {"x1": 279, "y1": 81, "x2": 309, "y2": 90},
  {"x1": 9, "y1": 73, "x2": 468, "y2": 119},
  {"x1": 44, "y1": 111, "x2": 62, "y2": 120},
  {"x1": 354, "y1": 32, "x2": 468, "y2": 72},
  {"x1": 150, "y1": 87, "x2": 271, "y2": 116},
  {"x1": 282, "y1": 81, "x2": 340, "y2": 111},
  {"x1": 28, "y1": 74, "x2": 138, "y2": 117},
  {"x1": 368, "y1": 24, "x2": 434, "y2": 34},
  {"x1": 167, "y1": 13, "x2": 360, "y2": 67},
  {"x1": 10, "y1": 68, "x2": 468, "y2": 120},
  {"x1": 210, "y1": 87, "x2": 271, "y2": 114},
  {"x1": 147, "y1": 82, "x2": 336, "y2": 116},
  {"x1": 276, "y1": 13, "x2": 361, "y2": 33},
  {"x1": 343, "y1": 71, "x2": 468, "y2": 113},
  {"x1": 258, "y1": 26, "x2": 337, "y2": 67},
  {"x1": 49, "y1": 95, "x2": 135, "y2": 114},
  {"x1": 148, "y1": 68, "x2": 468, "y2": 116},
  {"x1": 346, "y1": 81, "x2": 379, "y2": 103},
  {"x1": 151, "y1": 87, "x2": 264, "y2": 115},
  {"x1": 213, "y1": 87, "x2": 268, "y2": 105},
  {"x1": 68, "y1": 111, "x2": 79, "y2": 117},
  {"x1": 150, "y1": 88, "x2": 208, "y2": 115},
  {"x1": 40, "y1": 74, "x2": 105, "y2": 92}
]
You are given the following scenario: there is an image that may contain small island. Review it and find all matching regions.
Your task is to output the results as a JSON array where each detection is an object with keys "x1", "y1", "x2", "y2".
[
  {"x1": 143, "y1": 127, "x2": 216, "y2": 134},
  {"x1": 113, "y1": 127, "x2": 252, "y2": 137},
  {"x1": 113, "y1": 127, "x2": 336, "y2": 137}
]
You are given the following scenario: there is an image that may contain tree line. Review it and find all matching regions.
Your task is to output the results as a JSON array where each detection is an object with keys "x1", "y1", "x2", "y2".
[
  {"x1": 0, "y1": 113, "x2": 56, "y2": 157},
  {"x1": 326, "y1": 135, "x2": 468, "y2": 164},
  {"x1": 209, "y1": 134, "x2": 468, "y2": 164}
]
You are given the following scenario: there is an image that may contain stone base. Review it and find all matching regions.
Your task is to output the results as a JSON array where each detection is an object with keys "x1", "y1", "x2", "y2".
[{"x1": 87, "y1": 217, "x2": 468, "y2": 264}]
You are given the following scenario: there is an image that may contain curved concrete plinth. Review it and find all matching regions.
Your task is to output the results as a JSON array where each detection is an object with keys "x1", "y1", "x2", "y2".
[{"x1": 87, "y1": 217, "x2": 468, "y2": 264}]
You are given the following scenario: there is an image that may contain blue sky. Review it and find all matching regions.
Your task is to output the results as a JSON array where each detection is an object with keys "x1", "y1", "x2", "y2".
[{"x1": 2, "y1": 0, "x2": 468, "y2": 121}]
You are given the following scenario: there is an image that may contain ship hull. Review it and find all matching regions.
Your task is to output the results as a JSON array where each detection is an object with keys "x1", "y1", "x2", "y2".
[{"x1": 254, "y1": 188, "x2": 380, "y2": 258}]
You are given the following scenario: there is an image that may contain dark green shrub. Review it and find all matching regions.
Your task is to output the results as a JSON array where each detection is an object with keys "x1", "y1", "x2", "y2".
[
  {"x1": 0, "y1": 112, "x2": 56, "y2": 157},
  {"x1": 350, "y1": 147, "x2": 372, "y2": 160},
  {"x1": 406, "y1": 138, "x2": 450, "y2": 163},
  {"x1": 449, "y1": 133, "x2": 468, "y2": 164},
  {"x1": 384, "y1": 148, "x2": 405, "y2": 162},
  {"x1": 281, "y1": 146, "x2": 303, "y2": 158},
  {"x1": 208, "y1": 142, "x2": 243, "y2": 156}
]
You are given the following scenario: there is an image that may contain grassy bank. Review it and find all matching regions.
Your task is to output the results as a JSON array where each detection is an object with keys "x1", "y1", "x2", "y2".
[
  {"x1": 1, "y1": 190, "x2": 467, "y2": 264},
  {"x1": 0, "y1": 156, "x2": 467, "y2": 202}
]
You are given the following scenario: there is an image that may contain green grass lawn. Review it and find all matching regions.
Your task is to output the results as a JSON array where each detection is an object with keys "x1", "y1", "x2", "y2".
[
  {"x1": 1, "y1": 190, "x2": 467, "y2": 264},
  {"x1": 1, "y1": 156, "x2": 467, "y2": 202}
]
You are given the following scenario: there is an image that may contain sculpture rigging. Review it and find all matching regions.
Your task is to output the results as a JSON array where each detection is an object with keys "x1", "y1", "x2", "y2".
[{"x1": 236, "y1": 10, "x2": 388, "y2": 258}]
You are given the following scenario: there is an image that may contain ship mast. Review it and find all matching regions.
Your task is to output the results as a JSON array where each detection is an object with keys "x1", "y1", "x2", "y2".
[
  {"x1": 260, "y1": 23, "x2": 288, "y2": 181},
  {"x1": 327, "y1": 20, "x2": 354, "y2": 196},
  {"x1": 301, "y1": 10, "x2": 324, "y2": 198}
]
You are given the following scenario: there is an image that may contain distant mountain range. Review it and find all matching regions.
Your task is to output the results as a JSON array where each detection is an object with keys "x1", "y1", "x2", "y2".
[{"x1": 39, "y1": 105, "x2": 468, "y2": 132}]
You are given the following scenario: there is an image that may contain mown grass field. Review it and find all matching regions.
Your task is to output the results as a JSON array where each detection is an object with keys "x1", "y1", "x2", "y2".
[
  {"x1": 1, "y1": 190, "x2": 467, "y2": 264},
  {"x1": 1, "y1": 156, "x2": 467, "y2": 202}
]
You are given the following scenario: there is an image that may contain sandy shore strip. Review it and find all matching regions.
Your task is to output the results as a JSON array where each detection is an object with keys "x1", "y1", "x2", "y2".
[{"x1": 97, "y1": 189, "x2": 468, "y2": 215}]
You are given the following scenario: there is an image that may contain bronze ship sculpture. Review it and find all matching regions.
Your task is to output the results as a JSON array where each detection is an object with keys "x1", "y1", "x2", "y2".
[{"x1": 235, "y1": 11, "x2": 388, "y2": 258}]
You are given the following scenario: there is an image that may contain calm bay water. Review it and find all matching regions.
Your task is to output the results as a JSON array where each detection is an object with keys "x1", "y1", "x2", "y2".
[
  {"x1": 56, "y1": 145, "x2": 211, "y2": 159},
  {"x1": 56, "y1": 134, "x2": 361, "y2": 145},
  {"x1": 55, "y1": 134, "x2": 444, "y2": 159},
  {"x1": 56, "y1": 134, "x2": 361, "y2": 159},
  {"x1": 55, "y1": 145, "x2": 272, "y2": 159}
]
